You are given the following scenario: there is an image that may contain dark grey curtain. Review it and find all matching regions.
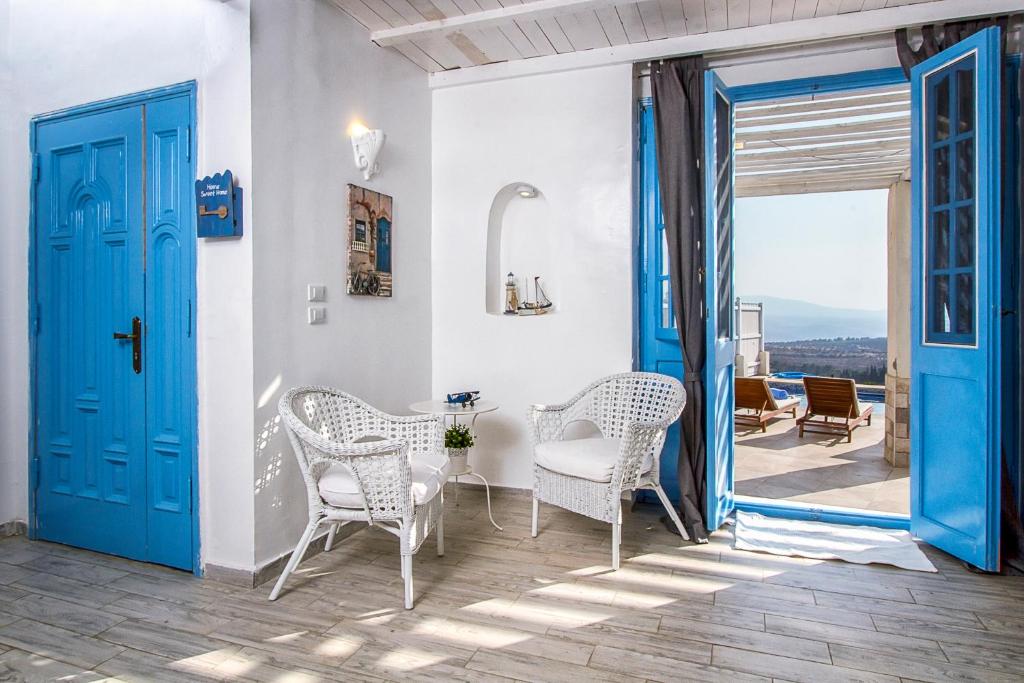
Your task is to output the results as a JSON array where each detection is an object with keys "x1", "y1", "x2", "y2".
[
  {"x1": 651, "y1": 57, "x2": 709, "y2": 543},
  {"x1": 896, "y1": 18, "x2": 1024, "y2": 573}
]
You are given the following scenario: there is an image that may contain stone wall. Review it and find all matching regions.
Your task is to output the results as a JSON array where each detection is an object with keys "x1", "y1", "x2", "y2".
[{"x1": 885, "y1": 373, "x2": 910, "y2": 467}]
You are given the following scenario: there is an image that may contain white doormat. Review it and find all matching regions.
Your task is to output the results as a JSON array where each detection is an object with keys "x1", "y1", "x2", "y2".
[{"x1": 733, "y1": 511, "x2": 937, "y2": 573}]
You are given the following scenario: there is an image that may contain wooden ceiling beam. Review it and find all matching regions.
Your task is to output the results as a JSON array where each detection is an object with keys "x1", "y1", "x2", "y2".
[
  {"x1": 736, "y1": 118, "x2": 912, "y2": 143},
  {"x1": 737, "y1": 176, "x2": 897, "y2": 197},
  {"x1": 738, "y1": 127, "x2": 910, "y2": 149},
  {"x1": 429, "y1": 0, "x2": 1022, "y2": 87},
  {"x1": 739, "y1": 158, "x2": 909, "y2": 173},
  {"x1": 371, "y1": 0, "x2": 637, "y2": 46},
  {"x1": 737, "y1": 139, "x2": 910, "y2": 162},
  {"x1": 736, "y1": 91, "x2": 910, "y2": 119},
  {"x1": 738, "y1": 104, "x2": 909, "y2": 126}
]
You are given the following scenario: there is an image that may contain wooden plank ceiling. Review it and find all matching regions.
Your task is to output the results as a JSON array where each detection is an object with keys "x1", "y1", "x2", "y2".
[
  {"x1": 735, "y1": 82, "x2": 910, "y2": 197},
  {"x1": 331, "y1": 0, "x2": 936, "y2": 73}
]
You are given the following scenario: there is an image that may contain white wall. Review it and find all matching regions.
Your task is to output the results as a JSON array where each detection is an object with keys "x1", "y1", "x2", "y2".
[
  {"x1": 432, "y1": 65, "x2": 636, "y2": 490},
  {"x1": 0, "y1": 0, "x2": 19, "y2": 528},
  {"x1": 431, "y1": 46, "x2": 904, "y2": 491},
  {"x1": 0, "y1": 0, "x2": 256, "y2": 571},
  {"x1": 249, "y1": 0, "x2": 432, "y2": 567}
]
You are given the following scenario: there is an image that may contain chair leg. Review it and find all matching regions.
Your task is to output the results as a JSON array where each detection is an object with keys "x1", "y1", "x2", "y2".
[
  {"x1": 611, "y1": 503, "x2": 621, "y2": 570},
  {"x1": 325, "y1": 522, "x2": 339, "y2": 552},
  {"x1": 402, "y1": 554, "x2": 414, "y2": 609},
  {"x1": 436, "y1": 512, "x2": 445, "y2": 557},
  {"x1": 269, "y1": 519, "x2": 320, "y2": 601},
  {"x1": 531, "y1": 496, "x2": 539, "y2": 538},
  {"x1": 652, "y1": 484, "x2": 690, "y2": 541}
]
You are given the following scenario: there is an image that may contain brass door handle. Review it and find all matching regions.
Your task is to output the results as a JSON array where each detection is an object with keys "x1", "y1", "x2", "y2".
[
  {"x1": 113, "y1": 317, "x2": 142, "y2": 374},
  {"x1": 199, "y1": 204, "x2": 228, "y2": 219}
]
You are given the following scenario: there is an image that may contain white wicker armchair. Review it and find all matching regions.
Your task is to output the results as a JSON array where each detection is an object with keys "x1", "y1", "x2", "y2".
[
  {"x1": 271, "y1": 386, "x2": 448, "y2": 609},
  {"x1": 529, "y1": 372, "x2": 688, "y2": 569}
]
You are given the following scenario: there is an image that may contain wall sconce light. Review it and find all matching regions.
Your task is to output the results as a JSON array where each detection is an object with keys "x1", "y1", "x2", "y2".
[
  {"x1": 349, "y1": 122, "x2": 386, "y2": 180},
  {"x1": 515, "y1": 184, "x2": 538, "y2": 198}
]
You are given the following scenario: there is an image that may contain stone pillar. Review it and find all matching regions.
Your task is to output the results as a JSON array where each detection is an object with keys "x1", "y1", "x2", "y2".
[{"x1": 885, "y1": 179, "x2": 911, "y2": 467}]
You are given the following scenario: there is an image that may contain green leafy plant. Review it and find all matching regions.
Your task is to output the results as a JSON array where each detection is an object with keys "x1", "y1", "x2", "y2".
[{"x1": 444, "y1": 424, "x2": 474, "y2": 449}]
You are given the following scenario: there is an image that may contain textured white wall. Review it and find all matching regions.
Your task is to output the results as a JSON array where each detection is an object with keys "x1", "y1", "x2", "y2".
[
  {"x1": 0, "y1": 0, "x2": 256, "y2": 571},
  {"x1": 432, "y1": 65, "x2": 636, "y2": 490},
  {"x1": 249, "y1": 0, "x2": 432, "y2": 567}
]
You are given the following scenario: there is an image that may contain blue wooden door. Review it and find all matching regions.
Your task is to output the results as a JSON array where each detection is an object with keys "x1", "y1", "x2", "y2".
[
  {"x1": 704, "y1": 71, "x2": 737, "y2": 530},
  {"x1": 376, "y1": 216, "x2": 392, "y2": 272},
  {"x1": 33, "y1": 90, "x2": 196, "y2": 570},
  {"x1": 638, "y1": 102, "x2": 685, "y2": 502},
  {"x1": 910, "y1": 28, "x2": 1002, "y2": 571}
]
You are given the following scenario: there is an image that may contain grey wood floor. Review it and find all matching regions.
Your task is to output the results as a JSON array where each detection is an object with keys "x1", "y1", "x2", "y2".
[{"x1": 1, "y1": 487, "x2": 1023, "y2": 682}]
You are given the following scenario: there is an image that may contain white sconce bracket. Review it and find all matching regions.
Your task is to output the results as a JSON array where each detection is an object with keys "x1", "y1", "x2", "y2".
[{"x1": 351, "y1": 129, "x2": 386, "y2": 180}]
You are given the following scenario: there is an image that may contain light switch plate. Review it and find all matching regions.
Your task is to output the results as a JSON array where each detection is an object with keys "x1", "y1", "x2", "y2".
[
  {"x1": 307, "y1": 306, "x2": 326, "y2": 324},
  {"x1": 307, "y1": 284, "x2": 326, "y2": 302}
]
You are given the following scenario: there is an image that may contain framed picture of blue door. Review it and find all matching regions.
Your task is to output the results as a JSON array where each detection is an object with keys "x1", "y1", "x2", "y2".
[{"x1": 29, "y1": 82, "x2": 199, "y2": 573}]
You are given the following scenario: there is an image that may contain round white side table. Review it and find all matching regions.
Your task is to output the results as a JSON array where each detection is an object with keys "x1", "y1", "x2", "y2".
[{"x1": 409, "y1": 399, "x2": 502, "y2": 531}]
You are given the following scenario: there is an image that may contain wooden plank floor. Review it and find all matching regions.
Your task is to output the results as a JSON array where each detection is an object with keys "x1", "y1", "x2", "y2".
[{"x1": 1, "y1": 487, "x2": 1023, "y2": 682}]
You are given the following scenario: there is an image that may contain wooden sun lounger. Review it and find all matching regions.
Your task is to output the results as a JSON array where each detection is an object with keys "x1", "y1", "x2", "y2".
[
  {"x1": 796, "y1": 376, "x2": 873, "y2": 443},
  {"x1": 734, "y1": 377, "x2": 800, "y2": 432}
]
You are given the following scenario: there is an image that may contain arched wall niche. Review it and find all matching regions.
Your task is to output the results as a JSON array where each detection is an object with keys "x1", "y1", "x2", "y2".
[{"x1": 485, "y1": 182, "x2": 555, "y2": 315}]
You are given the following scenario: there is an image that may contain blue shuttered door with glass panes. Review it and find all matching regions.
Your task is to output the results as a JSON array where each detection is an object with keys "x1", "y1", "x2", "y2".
[
  {"x1": 638, "y1": 102, "x2": 685, "y2": 502},
  {"x1": 910, "y1": 28, "x2": 1002, "y2": 571},
  {"x1": 703, "y1": 71, "x2": 737, "y2": 531},
  {"x1": 33, "y1": 87, "x2": 197, "y2": 571},
  {"x1": 637, "y1": 72, "x2": 737, "y2": 529}
]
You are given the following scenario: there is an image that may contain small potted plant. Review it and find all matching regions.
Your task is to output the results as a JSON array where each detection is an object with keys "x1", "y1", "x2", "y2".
[{"x1": 444, "y1": 424, "x2": 474, "y2": 472}]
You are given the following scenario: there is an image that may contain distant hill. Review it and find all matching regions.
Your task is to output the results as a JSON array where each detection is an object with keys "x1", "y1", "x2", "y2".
[{"x1": 739, "y1": 295, "x2": 886, "y2": 342}]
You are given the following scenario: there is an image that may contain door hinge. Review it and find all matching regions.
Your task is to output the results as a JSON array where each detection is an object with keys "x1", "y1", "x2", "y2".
[
  {"x1": 187, "y1": 299, "x2": 192, "y2": 338},
  {"x1": 188, "y1": 477, "x2": 193, "y2": 514},
  {"x1": 32, "y1": 153, "x2": 40, "y2": 184},
  {"x1": 186, "y1": 126, "x2": 191, "y2": 162},
  {"x1": 33, "y1": 304, "x2": 40, "y2": 336}
]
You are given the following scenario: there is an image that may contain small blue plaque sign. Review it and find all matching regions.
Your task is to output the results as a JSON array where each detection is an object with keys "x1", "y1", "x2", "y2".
[{"x1": 195, "y1": 170, "x2": 243, "y2": 238}]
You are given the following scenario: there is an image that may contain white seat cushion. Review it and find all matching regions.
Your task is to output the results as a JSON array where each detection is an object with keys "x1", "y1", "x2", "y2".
[
  {"x1": 535, "y1": 437, "x2": 646, "y2": 483},
  {"x1": 318, "y1": 451, "x2": 450, "y2": 509}
]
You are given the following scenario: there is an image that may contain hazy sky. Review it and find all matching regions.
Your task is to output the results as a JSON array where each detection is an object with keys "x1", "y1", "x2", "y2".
[{"x1": 734, "y1": 189, "x2": 889, "y2": 312}]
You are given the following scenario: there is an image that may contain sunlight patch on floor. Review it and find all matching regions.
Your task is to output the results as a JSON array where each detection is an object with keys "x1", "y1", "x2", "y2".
[{"x1": 375, "y1": 646, "x2": 449, "y2": 671}]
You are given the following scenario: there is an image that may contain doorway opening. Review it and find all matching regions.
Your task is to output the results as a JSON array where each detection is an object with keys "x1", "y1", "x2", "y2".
[{"x1": 729, "y1": 80, "x2": 911, "y2": 519}]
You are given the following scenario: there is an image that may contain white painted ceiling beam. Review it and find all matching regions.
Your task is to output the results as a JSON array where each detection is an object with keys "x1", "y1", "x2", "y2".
[
  {"x1": 371, "y1": 0, "x2": 640, "y2": 46},
  {"x1": 429, "y1": 0, "x2": 1022, "y2": 88}
]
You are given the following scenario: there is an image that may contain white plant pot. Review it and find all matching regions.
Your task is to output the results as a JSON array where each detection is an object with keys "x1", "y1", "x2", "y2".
[{"x1": 447, "y1": 447, "x2": 469, "y2": 473}]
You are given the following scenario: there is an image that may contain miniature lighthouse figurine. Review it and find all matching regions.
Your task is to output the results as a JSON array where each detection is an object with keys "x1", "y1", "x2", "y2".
[{"x1": 504, "y1": 272, "x2": 520, "y2": 315}]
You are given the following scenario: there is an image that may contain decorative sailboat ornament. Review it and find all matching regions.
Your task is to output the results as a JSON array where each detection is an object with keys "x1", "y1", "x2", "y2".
[{"x1": 518, "y1": 276, "x2": 553, "y2": 315}]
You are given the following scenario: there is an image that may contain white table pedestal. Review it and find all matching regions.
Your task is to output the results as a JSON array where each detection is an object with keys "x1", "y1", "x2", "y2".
[{"x1": 409, "y1": 400, "x2": 503, "y2": 531}]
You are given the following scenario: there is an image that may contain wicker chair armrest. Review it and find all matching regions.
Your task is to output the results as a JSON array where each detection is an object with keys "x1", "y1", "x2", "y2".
[
  {"x1": 611, "y1": 419, "x2": 669, "y2": 490},
  {"x1": 283, "y1": 410, "x2": 410, "y2": 459},
  {"x1": 527, "y1": 405, "x2": 567, "y2": 446},
  {"x1": 385, "y1": 413, "x2": 444, "y2": 454}
]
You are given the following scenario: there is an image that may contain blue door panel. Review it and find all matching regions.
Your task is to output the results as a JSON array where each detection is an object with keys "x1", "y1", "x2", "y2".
[
  {"x1": 638, "y1": 102, "x2": 684, "y2": 502},
  {"x1": 910, "y1": 28, "x2": 1002, "y2": 571},
  {"x1": 35, "y1": 106, "x2": 148, "y2": 559},
  {"x1": 33, "y1": 88, "x2": 196, "y2": 571},
  {"x1": 704, "y1": 71, "x2": 736, "y2": 531},
  {"x1": 144, "y1": 94, "x2": 196, "y2": 570},
  {"x1": 376, "y1": 216, "x2": 392, "y2": 272}
]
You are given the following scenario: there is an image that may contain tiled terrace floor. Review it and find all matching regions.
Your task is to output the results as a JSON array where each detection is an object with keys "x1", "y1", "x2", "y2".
[
  {"x1": 1, "y1": 488, "x2": 1021, "y2": 682},
  {"x1": 735, "y1": 408, "x2": 909, "y2": 515}
]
